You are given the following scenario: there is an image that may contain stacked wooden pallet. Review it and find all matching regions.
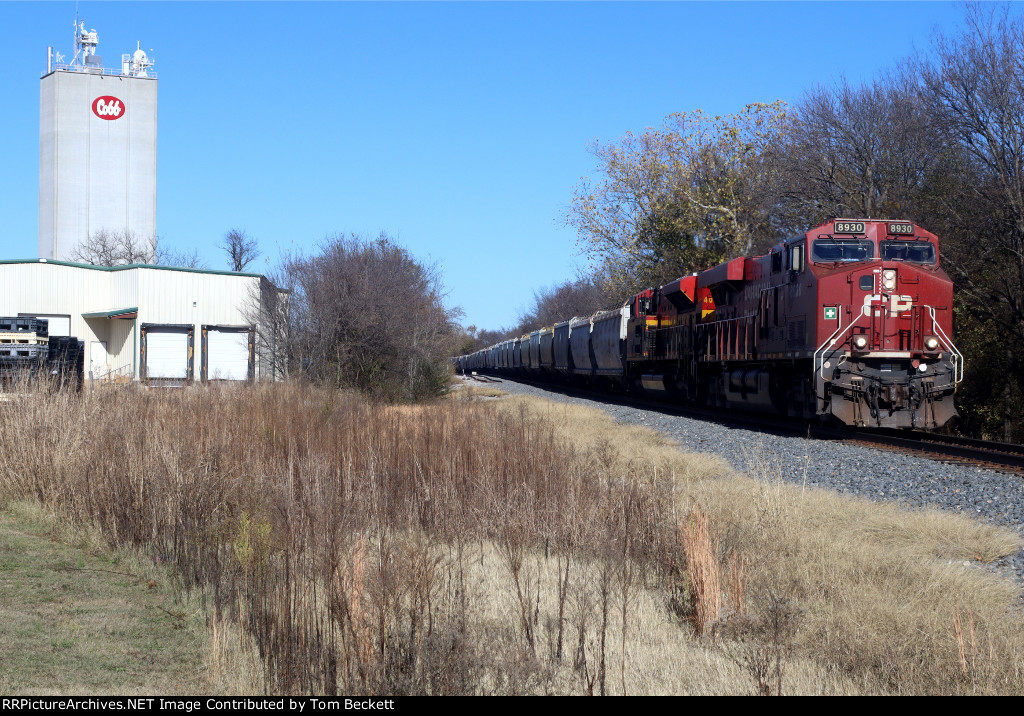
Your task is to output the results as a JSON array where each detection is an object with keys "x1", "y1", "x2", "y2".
[
  {"x1": 0, "y1": 319, "x2": 48, "y2": 374},
  {"x1": 0, "y1": 319, "x2": 48, "y2": 364},
  {"x1": 0, "y1": 317, "x2": 83, "y2": 390},
  {"x1": 0, "y1": 332, "x2": 48, "y2": 358}
]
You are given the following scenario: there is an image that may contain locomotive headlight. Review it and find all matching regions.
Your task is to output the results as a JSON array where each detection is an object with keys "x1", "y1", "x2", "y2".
[
  {"x1": 852, "y1": 335, "x2": 869, "y2": 350},
  {"x1": 924, "y1": 336, "x2": 940, "y2": 351},
  {"x1": 882, "y1": 269, "x2": 897, "y2": 291}
]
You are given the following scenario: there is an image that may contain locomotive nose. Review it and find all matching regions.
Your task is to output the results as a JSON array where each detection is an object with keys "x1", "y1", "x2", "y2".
[{"x1": 821, "y1": 256, "x2": 961, "y2": 428}]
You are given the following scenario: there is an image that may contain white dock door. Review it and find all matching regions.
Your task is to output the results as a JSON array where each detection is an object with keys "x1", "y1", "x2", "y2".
[
  {"x1": 207, "y1": 329, "x2": 249, "y2": 381},
  {"x1": 18, "y1": 314, "x2": 70, "y2": 337},
  {"x1": 44, "y1": 316, "x2": 71, "y2": 337},
  {"x1": 146, "y1": 331, "x2": 189, "y2": 379}
]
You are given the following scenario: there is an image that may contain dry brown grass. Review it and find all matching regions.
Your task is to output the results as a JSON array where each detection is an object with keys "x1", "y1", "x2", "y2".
[
  {"x1": 448, "y1": 382, "x2": 508, "y2": 399},
  {"x1": 494, "y1": 396, "x2": 1024, "y2": 695},
  {"x1": 681, "y1": 506, "x2": 722, "y2": 636},
  {"x1": 0, "y1": 383, "x2": 1021, "y2": 694},
  {"x1": 0, "y1": 383, "x2": 672, "y2": 694}
]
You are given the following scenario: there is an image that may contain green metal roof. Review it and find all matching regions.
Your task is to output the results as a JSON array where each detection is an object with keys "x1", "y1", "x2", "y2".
[
  {"x1": 0, "y1": 258, "x2": 264, "y2": 279},
  {"x1": 82, "y1": 307, "x2": 139, "y2": 319}
]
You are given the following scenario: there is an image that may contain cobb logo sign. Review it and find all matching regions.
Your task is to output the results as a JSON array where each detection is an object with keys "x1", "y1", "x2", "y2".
[{"x1": 92, "y1": 96, "x2": 125, "y2": 120}]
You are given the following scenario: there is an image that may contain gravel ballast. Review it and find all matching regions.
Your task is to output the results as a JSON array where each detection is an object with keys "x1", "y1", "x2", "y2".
[{"x1": 470, "y1": 376, "x2": 1024, "y2": 588}]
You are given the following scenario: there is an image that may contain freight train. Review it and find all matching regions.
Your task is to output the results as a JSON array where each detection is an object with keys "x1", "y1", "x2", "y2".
[{"x1": 459, "y1": 219, "x2": 963, "y2": 429}]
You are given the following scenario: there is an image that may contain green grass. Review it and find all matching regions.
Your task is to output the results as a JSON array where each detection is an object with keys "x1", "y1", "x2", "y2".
[{"x1": 0, "y1": 503, "x2": 210, "y2": 695}]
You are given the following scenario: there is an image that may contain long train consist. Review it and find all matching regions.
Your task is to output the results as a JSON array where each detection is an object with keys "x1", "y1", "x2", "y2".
[{"x1": 459, "y1": 219, "x2": 963, "y2": 429}]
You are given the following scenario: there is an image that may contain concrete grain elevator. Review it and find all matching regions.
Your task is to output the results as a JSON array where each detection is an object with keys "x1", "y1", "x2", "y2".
[{"x1": 39, "y1": 18, "x2": 157, "y2": 261}]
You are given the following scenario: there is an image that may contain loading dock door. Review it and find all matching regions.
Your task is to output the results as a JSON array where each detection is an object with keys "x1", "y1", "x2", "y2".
[
  {"x1": 206, "y1": 329, "x2": 250, "y2": 381},
  {"x1": 146, "y1": 331, "x2": 190, "y2": 379},
  {"x1": 19, "y1": 314, "x2": 71, "y2": 337}
]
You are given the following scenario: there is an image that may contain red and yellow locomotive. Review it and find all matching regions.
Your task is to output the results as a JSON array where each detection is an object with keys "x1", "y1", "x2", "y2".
[
  {"x1": 462, "y1": 219, "x2": 962, "y2": 429},
  {"x1": 626, "y1": 219, "x2": 961, "y2": 428}
]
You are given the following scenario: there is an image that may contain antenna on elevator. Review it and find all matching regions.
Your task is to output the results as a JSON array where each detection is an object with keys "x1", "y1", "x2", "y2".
[{"x1": 73, "y1": 9, "x2": 101, "y2": 70}]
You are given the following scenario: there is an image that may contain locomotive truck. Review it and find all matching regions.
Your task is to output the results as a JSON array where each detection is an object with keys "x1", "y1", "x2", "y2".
[{"x1": 461, "y1": 219, "x2": 962, "y2": 429}]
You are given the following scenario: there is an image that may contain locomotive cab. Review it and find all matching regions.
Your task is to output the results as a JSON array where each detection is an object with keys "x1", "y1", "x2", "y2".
[{"x1": 627, "y1": 288, "x2": 659, "y2": 360}]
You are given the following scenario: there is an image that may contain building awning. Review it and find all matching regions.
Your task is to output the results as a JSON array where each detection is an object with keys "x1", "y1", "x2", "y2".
[{"x1": 82, "y1": 307, "x2": 138, "y2": 320}]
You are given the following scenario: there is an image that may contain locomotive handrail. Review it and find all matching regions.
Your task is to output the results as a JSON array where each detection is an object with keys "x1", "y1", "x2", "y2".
[
  {"x1": 695, "y1": 313, "x2": 758, "y2": 361},
  {"x1": 924, "y1": 305, "x2": 965, "y2": 384},
  {"x1": 814, "y1": 311, "x2": 869, "y2": 381},
  {"x1": 697, "y1": 312, "x2": 758, "y2": 328},
  {"x1": 815, "y1": 304, "x2": 963, "y2": 385}
]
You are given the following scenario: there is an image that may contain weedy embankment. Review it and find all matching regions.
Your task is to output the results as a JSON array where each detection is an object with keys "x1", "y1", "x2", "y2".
[
  {"x1": 496, "y1": 395, "x2": 1024, "y2": 695},
  {"x1": 0, "y1": 383, "x2": 1020, "y2": 694}
]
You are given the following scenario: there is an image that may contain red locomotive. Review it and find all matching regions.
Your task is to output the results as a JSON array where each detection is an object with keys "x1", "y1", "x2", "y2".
[{"x1": 461, "y1": 219, "x2": 962, "y2": 429}]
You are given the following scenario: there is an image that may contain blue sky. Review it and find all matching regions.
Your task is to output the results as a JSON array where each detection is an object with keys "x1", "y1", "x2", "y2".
[{"x1": 2, "y1": 1, "x2": 969, "y2": 329}]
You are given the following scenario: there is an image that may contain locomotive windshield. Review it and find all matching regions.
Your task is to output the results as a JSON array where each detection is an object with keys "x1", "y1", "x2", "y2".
[
  {"x1": 811, "y1": 238, "x2": 874, "y2": 262},
  {"x1": 879, "y1": 240, "x2": 937, "y2": 264}
]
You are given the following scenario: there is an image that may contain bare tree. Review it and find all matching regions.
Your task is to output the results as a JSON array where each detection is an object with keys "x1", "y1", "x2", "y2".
[
  {"x1": 261, "y1": 233, "x2": 457, "y2": 400},
  {"x1": 71, "y1": 229, "x2": 207, "y2": 269},
  {"x1": 245, "y1": 274, "x2": 291, "y2": 381},
  {"x1": 516, "y1": 278, "x2": 610, "y2": 334},
  {"x1": 459, "y1": 277, "x2": 610, "y2": 349},
  {"x1": 221, "y1": 229, "x2": 260, "y2": 272},
  {"x1": 916, "y1": 2, "x2": 1024, "y2": 440},
  {"x1": 71, "y1": 229, "x2": 159, "y2": 266},
  {"x1": 159, "y1": 246, "x2": 209, "y2": 269},
  {"x1": 919, "y1": 5, "x2": 1024, "y2": 335},
  {"x1": 784, "y1": 73, "x2": 947, "y2": 222}
]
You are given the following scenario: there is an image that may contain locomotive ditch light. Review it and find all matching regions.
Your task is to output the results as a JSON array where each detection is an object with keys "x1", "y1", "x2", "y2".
[
  {"x1": 882, "y1": 269, "x2": 897, "y2": 291},
  {"x1": 852, "y1": 335, "x2": 869, "y2": 350},
  {"x1": 924, "y1": 336, "x2": 940, "y2": 351}
]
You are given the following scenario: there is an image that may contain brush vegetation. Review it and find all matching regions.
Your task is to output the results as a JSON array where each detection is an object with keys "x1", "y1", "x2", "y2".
[{"x1": 0, "y1": 383, "x2": 1021, "y2": 695}]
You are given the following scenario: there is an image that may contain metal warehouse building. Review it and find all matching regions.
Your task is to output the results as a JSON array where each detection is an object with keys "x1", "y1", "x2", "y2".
[
  {"x1": 19, "y1": 21, "x2": 285, "y2": 388},
  {"x1": 0, "y1": 259, "x2": 280, "y2": 385}
]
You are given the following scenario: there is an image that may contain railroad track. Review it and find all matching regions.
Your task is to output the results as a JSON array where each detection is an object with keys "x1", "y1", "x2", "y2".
[
  {"x1": 463, "y1": 373, "x2": 1024, "y2": 475},
  {"x1": 836, "y1": 428, "x2": 1024, "y2": 475},
  {"x1": 464, "y1": 374, "x2": 502, "y2": 383}
]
